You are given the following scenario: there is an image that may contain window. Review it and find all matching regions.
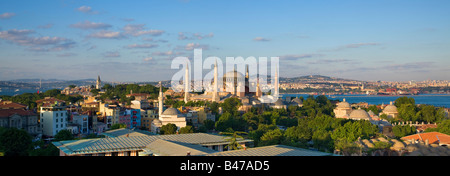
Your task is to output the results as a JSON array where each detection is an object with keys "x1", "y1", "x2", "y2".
[
  {"x1": 56, "y1": 113, "x2": 58, "y2": 117},
  {"x1": 56, "y1": 118, "x2": 58, "y2": 122}
]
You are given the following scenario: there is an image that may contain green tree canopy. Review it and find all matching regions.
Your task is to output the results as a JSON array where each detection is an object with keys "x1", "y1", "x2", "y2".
[
  {"x1": 179, "y1": 125, "x2": 194, "y2": 134},
  {"x1": 0, "y1": 127, "x2": 33, "y2": 156},
  {"x1": 160, "y1": 123, "x2": 177, "y2": 135},
  {"x1": 54, "y1": 129, "x2": 74, "y2": 141}
]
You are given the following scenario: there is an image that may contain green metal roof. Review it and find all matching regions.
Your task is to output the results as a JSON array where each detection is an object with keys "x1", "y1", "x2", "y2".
[
  {"x1": 205, "y1": 145, "x2": 336, "y2": 156},
  {"x1": 52, "y1": 133, "x2": 252, "y2": 155}
]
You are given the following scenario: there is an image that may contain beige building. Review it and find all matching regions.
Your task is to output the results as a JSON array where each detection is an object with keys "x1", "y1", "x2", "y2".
[
  {"x1": 334, "y1": 99, "x2": 352, "y2": 119},
  {"x1": 380, "y1": 101, "x2": 398, "y2": 118},
  {"x1": 151, "y1": 108, "x2": 187, "y2": 133}
]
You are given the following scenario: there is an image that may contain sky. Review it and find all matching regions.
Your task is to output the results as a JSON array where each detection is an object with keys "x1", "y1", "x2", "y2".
[{"x1": 0, "y1": 0, "x2": 449, "y2": 82}]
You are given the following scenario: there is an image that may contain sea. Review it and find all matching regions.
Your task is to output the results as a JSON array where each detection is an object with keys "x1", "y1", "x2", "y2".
[
  {"x1": 282, "y1": 94, "x2": 450, "y2": 108},
  {"x1": 0, "y1": 88, "x2": 54, "y2": 97}
]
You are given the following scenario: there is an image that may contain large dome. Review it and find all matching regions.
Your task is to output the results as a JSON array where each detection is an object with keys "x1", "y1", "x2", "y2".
[
  {"x1": 162, "y1": 108, "x2": 181, "y2": 116},
  {"x1": 349, "y1": 109, "x2": 371, "y2": 120},
  {"x1": 383, "y1": 103, "x2": 398, "y2": 113},
  {"x1": 222, "y1": 70, "x2": 245, "y2": 81},
  {"x1": 337, "y1": 100, "x2": 351, "y2": 109}
]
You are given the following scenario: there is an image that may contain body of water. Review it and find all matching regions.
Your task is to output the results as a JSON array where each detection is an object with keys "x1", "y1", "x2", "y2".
[
  {"x1": 282, "y1": 94, "x2": 450, "y2": 108},
  {"x1": 0, "y1": 88, "x2": 54, "y2": 96}
]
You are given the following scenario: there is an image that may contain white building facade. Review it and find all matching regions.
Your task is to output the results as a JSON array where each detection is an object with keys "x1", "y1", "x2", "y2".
[{"x1": 40, "y1": 106, "x2": 68, "y2": 137}]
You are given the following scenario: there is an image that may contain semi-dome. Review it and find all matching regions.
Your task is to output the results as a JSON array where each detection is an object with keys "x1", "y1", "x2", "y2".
[
  {"x1": 162, "y1": 108, "x2": 181, "y2": 116},
  {"x1": 349, "y1": 109, "x2": 371, "y2": 120}
]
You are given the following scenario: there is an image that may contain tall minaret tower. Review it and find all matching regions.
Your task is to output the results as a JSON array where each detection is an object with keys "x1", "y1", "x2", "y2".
[
  {"x1": 96, "y1": 75, "x2": 101, "y2": 89},
  {"x1": 212, "y1": 59, "x2": 220, "y2": 102},
  {"x1": 274, "y1": 66, "x2": 279, "y2": 98},
  {"x1": 158, "y1": 81, "x2": 164, "y2": 117},
  {"x1": 184, "y1": 62, "x2": 189, "y2": 103},
  {"x1": 256, "y1": 75, "x2": 262, "y2": 98}
]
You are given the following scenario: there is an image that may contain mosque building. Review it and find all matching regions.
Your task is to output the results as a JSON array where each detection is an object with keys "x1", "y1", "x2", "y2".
[{"x1": 380, "y1": 101, "x2": 399, "y2": 118}]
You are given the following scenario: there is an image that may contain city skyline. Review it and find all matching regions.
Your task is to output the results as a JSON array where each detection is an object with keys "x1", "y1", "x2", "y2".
[{"x1": 1, "y1": 0, "x2": 449, "y2": 82}]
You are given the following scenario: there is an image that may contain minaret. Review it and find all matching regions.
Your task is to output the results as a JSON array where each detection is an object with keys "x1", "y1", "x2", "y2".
[
  {"x1": 158, "y1": 81, "x2": 164, "y2": 117},
  {"x1": 184, "y1": 62, "x2": 189, "y2": 103},
  {"x1": 96, "y1": 75, "x2": 101, "y2": 89},
  {"x1": 256, "y1": 75, "x2": 262, "y2": 98},
  {"x1": 274, "y1": 66, "x2": 279, "y2": 98},
  {"x1": 212, "y1": 59, "x2": 220, "y2": 102}
]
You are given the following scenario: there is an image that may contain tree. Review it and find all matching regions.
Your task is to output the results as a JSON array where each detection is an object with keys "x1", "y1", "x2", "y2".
[
  {"x1": 395, "y1": 97, "x2": 416, "y2": 107},
  {"x1": 29, "y1": 139, "x2": 59, "y2": 156},
  {"x1": 90, "y1": 89, "x2": 100, "y2": 96},
  {"x1": 398, "y1": 104, "x2": 418, "y2": 122},
  {"x1": 0, "y1": 127, "x2": 32, "y2": 156},
  {"x1": 179, "y1": 126, "x2": 194, "y2": 134},
  {"x1": 215, "y1": 112, "x2": 246, "y2": 132},
  {"x1": 221, "y1": 131, "x2": 248, "y2": 150},
  {"x1": 392, "y1": 125, "x2": 416, "y2": 138},
  {"x1": 367, "y1": 105, "x2": 379, "y2": 115},
  {"x1": 43, "y1": 89, "x2": 61, "y2": 97},
  {"x1": 160, "y1": 123, "x2": 177, "y2": 134},
  {"x1": 215, "y1": 112, "x2": 234, "y2": 132},
  {"x1": 202, "y1": 119, "x2": 215, "y2": 131},
  {"x1": 221, "y1": 97, "x2": 242, "y2": 116},
  {"x1": 259, "y1": 128, "x2": 284, "y2": 146},
  {"x1": 312, "y1": 129, "x2": 333, "y2": 152},
  {"x1": 248, "y1": 124, "x2": 277, "y2": 146},
  {"x1": 68, "y1": 85, "x2": 76, "y2": 89},
  {"x1": 111, "y1": 123, "x2": 127, "y2": 130},
  {"x1": 54, "y1": 129, "x2": 74, "y2": 141},
  {"x1": 425, "y1": 119, "x2": 450, "y2": 135}
]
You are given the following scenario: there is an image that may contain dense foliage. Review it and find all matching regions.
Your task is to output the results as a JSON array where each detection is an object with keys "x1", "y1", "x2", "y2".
[{"x1": 0, "y1": 89, "x2": 83, "y2": 110}]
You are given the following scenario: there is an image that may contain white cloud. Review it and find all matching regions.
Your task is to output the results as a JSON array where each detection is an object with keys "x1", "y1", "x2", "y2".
[
  {"x1": 184, "y1": 43, "x2": 209, "y2": 51},
  {"x1": 152, "y1": 51, "x2": 174, "y2": 56},
  {"x1": 87, "y1": 30, "x2": 126, "y2": 39},
  {"x1": 76, "y1": 6, "x2": 98, "y2": 14},
  {"x1": 70, "y1": 21, "x2": 112, "y2": 30},
  {"x1": 178, "y1": 32, "x2": 214, "y2": 40},
  {"x1": 0, "y1": 29, "x2": 75, "y2": 51},
  {"x1": 125, "y1": 43, "x2": 159, "y2": 49},
  {"x1": 123, "y1": 24, "x2": 165, "y2": 36},
  {"x1": 143, "y1": 57, "x2": 153, "y2": 62},
  {"x1": 253, "y1": 37, "x2": 270, "y2": 42},
  {"x1": 0, "y1": 12, "x2": 16, "y2": 19}
]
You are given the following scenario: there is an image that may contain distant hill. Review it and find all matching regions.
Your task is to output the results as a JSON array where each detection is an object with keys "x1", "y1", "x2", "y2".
[
  {"x1": 0, "y1": 75, "x2": 362, "y2": 96},
  {"x1": 280, "y1": 75, "x2": 359, "y2": 83}
]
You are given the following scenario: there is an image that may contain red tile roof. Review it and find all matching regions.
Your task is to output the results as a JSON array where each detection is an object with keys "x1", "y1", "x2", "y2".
[
  {"x1": 0, "y1": 101, "x2": 27, "y2": 109},
  {"x1": 401, "y1": 132, "x2": 450, "y2": 145},
  {"x1": 0, "y1": 109, "x2": 37, "y2": 118}
]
